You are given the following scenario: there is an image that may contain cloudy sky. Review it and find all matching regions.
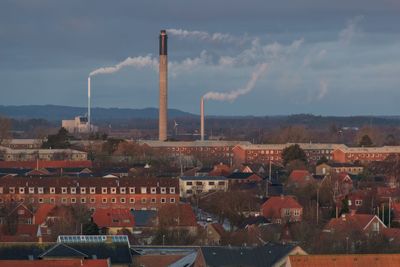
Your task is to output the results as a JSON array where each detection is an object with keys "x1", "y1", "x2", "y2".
[{"x1": 1, "y1": 0, "x2": 399, "y2": 116}]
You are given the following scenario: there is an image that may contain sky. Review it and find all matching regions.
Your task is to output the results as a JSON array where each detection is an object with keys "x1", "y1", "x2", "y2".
[{"x1": 0, "y1": 0, "x2": 399, "y2": 116}]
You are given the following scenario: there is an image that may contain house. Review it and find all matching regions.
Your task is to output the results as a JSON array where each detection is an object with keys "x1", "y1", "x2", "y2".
[
  {"x1": 179, "y1": 176, "x2": 228, "y2": 198},
  {"x1": 322, "y1": 172, "x2": 353, "y2": 197},
  {"x1": 333, "y1": 146, "x2": 400, "y2": 163},
  {"x1": 323, "y1": 213, "x2": 386, "y2": 236},
  {"x1": 316, "y1": 162, "x2": 364, "y2": 175},
  {"x1": 286, "y1": 254, "x2": 400, "y2": 267},
  {"x1": 158, "y1": 203, "x2": 198, "y2": 235},
  {"x1": 227, "y1": 172, "x2": 263, "y2": 186},
  {"x1": 194, "y1": 243, "x2": 307, "y2": 267},
  {"x1": 261, "y1": 196, "x2": 303, "y2": 224},
  {"x1": 93, "y1": 208, "x2": 135, "y2": 234},
  {"x1": 287, "y1": 170, "x2": 315, "y2": 187},
  {"x1": 205, "y1": 223, "x2": 226, "y2": 245}
]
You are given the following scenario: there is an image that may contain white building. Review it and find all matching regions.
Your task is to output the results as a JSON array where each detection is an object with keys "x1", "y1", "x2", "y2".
[
  {"x1": 62, "y1": 116, "x2": 97, "y2": 134},
  {"x1": 179, "y1": 176, "x2": 228, "y2": 198},
  {"x1": 0, "y1": 146, "x2": 88, "y2": 161}
]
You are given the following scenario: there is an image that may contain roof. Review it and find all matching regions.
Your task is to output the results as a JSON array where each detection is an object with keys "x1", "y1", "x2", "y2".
[
  {"x1": 209, "y1": 223, "x2": 226, "y2": 236},
  {"x1": 320, "y1": 162, "x2": 363, "y2": 168},
  {"x1": 288, "y1": 254, "x2": 400, "y2": 267},
  {"x1": 236, "y1": 143, "x2": 344, "y2": 151},
  {"x1": 139, "y1": 140, "x2": 251, "y2": 147},
  {"x1": 0, "y1": 160, "x2": 92, "y2": 169},
  {"x1": 39, "y1": 243, "x2": 88, "y2": 259},
  {"x1": 227, "y1": 172, "x2": 260, "y2": 180},
  {"x1": 261, "y1": 196, "x2": 302, "y2": 219},
  {"x1": 200, "y1": 243, "x2": 298, "y2": 267},
  {"x1": 93, "y1": 208, "x2": 135, "y2": 228},
  {"x1": 335, "y1": 146, "x2": 400, "y2": 153},
  {"x1": 34, "y1": 204, "x2": 56, "y2": 225},
  {"x1": 134, "y1": 254, "x2": 187, "y2": 267},
  {"x1": 0, "y1": 259, "x2": 109, "y2": 267},
  {"x1": 288, "y1": 170, "x2": 313, "y2": 184},
  {"x1": 0, "y1": 225, "x2": 39, "y2": 242},
  {"x1": 180, "y1": 176, "x2": 226, "y2": 181},
  {"x1": 324, "y1": 214, "x2": 385, "y2": 233}
]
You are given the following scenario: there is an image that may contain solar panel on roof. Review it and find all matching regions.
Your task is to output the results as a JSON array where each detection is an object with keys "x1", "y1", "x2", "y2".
[{"x1": 57, "y1": 235, "x2": 130, "y2": 246}]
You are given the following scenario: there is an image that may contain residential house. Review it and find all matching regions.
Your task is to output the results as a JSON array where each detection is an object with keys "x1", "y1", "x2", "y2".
[
  {"x1": 179, "y1": 176, "x2": 228, "y2": 198},
  {"x1": 227, "y1": 172, "x2": 263, "y2": 186},
  {"x1": 287, "y1": 170, "x2": 315, "y2": 188},
  {"x1": 205, "y1": 223, "x2": 225, "y2": 245},
  {"x1": 93, "y1": 208, "x2": 135, "y2": 234},
  {"x1": 316, "y1": 162, "x2": 364, "y2": 175},
  {"x1": 260, "y1": 196, "x2": 303, "y2": 224}
]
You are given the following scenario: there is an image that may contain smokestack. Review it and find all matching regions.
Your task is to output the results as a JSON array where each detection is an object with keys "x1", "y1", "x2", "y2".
[
  {"x1": 159, "y1": 30, "x2": 168, "y2": 141},
  {"x1": 201, "y1": 97, "x2": 205, "y2": 141},
  {"x1": 88, "y1": 76, "x2": 91, "y2": 132}
]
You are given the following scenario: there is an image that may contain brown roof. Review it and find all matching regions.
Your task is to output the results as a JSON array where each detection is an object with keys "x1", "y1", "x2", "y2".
[
  {"x1": 289, "y1": 170, "x2": 312, "y2": 184},
  {"x1": 93, "y1": 208, "x2": 134, "y2": 228},
  {"x1": 261, "y1": 196, "x2": 302, "y2": 219},
  {"x1": 324, "y1": 214, "x2": 383, "y2": 233},
  {"x1": 34, "y1": 204, "x2": 56, "y2": 225},
  {"x1": 289, "y1": 254, "x2": 400, "y2": 267},
  {"x1": 135, "y1": 254, "x2": 186, "y2": 267}
]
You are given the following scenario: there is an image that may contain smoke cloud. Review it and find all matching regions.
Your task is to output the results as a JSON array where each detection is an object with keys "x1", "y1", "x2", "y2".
[
  {"x1": 317, "y1": 79, "x2": 328, "y2": 100},
  {"x1": 89, "y1": 55, "x2": 158, "y2": 76},
  {"x1": 167, "y1": 28, "x2": 240, "y2": 44},
  {"x1": 339, "y1": 15, "x2": 364, "y2": 44},
  {"x1": 203, "y1": 63, "x2": 268, "y2": 102}
]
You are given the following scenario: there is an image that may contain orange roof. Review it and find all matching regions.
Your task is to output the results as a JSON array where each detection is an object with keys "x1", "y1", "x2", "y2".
[
  {"x1": 289, "y1": 254, "x2": 400, "y2": 267},
  {"x1": 177, "y1": 203, "x2": 197, "y2": 227},
  {"x1": 289, "y1": 170, "x2": 313, "y2": 184},
  {"x1": 93, "y1": 208, "x2": 134, "y2": 228},
  {"x1": 324, "y1": 214, "x2": 382, "y2": 233},
  {"x1": 261, "y1": 196, "x2": 302, "y2": 219},
  {"x1": 34, "y1": 204, "x2": 56, "y2": 225},
  {"x1": 0, "y1": 259, "x2": 108, "y2": 267}
]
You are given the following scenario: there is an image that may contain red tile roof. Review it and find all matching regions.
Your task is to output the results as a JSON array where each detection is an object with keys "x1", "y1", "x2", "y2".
[
  {"x1": 324, "y1": 214, "x2": 384, "y2": 233},
  {"x1": 289, "y1": 254, "x2": 400, "y2": 267},
  {"x1": 261, "y1": 196, "x2": 302, "y2": 219},
  {"x1": 0, "y1": 259, "x2": 109, "y2": 267},
  {"x1": 34, "y1": 204, "x2": 56, "y2": 225},
  {"x1": 288, "y1": 170, "x2": 313, "y2": 185},
  {"x1": 93, "y1": 208, "x2": 134, "y2": 228},
  {"x1": 177, "y1": 203, "x2": 197, "y2": 227}
]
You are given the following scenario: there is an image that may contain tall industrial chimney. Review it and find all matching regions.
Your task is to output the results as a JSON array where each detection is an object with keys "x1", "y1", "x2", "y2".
[
  {"x1": 200, "y1": 97, "x2": 205, "y2": 141},
  {"x1": 88, "y1": 76, "x2": 91, "y2": 132},
  {"x1": 159, "y1": 30, "x2": 168, "y2": 141}
]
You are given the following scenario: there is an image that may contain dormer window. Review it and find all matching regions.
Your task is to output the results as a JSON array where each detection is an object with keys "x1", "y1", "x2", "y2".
[
  {"x1": 38, "y1": 187, "x2": 44, "y2": 194},
  {"x1": 80, "y1": 187, "x2": 86, "y2": 194},
  {"x1": 70, "y1": 187, "x2": 76, "y2": 194},
  {"x1": 19, "y1": 187, "x2": 25, "y2": 194},
  {"x1": 111, "y1": 187, "x2": 117, "y2": 194},
  {"x1": 90, "y1": 187, "x2": 96, "y2": 194},
  {"x1": 120, "y1": 187, "x2": 126, "y2": 194},
  {"x1": 141, "y1": 187, "x2": 147, "y2": 194},
  {"x1": 151, "y1": 187, "x2": 156, "y2": 194},
  {"x1": 169, "y1": 187, "x2": 175, "y2": 194},
  {"x1": 50, "y1": 187, "x2": 56, "y2": 194}
]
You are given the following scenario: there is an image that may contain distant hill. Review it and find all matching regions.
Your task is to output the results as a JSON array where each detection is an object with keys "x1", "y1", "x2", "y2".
[{"x1": 0, "y1": 105, "x2": 196, "y2": 121}]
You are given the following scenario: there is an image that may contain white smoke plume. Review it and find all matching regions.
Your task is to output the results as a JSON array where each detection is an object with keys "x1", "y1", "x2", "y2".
[
  {"x1": 167, "y1": 28, "x2": 239, "y2": 44},
  {"x1": 203, "y1": 63, "x2": 268, "y2": 102},
  {"x1": 317, "y1": 79, "x2": 329, "y2": 100},
  {"x1": 339, "y1": 15, "x2": 364, "y2": 44},
  {"x1": 89, "y1": 55, "x2": 158, "y2": 76}
]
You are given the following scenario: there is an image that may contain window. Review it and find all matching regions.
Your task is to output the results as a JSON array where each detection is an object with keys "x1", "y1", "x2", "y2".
[
  {"x1": 208, "y1": 181, "x2": 215, "y2": 186},
  {"x1": 80, "y1": 187, "x2": 86, "y2": 194},
  {"x1": 0, "y1": 187, "x2": 2, "y2": 194},
  {"x1": 186, "y1": 181, "x2": 193, "y2": 186},
  {"x1": 218, "y1": 181, "x2": 225, "y2": 186},
  {"x1": 102, "y1": 187, "x2": 107, "y2": 194},
  {"x1": 29, "y1": 198, "x2": 34, "y2": 204},
  {"x1": 355, "y1": 200, "x2": 363, "y2": 206},
  {"x1": 129, "y1": 198, "x2": 135, "y2": 203},
  {"x1": 9, "y1": 187, "x2": 15, "y2": 194},
  {"x1": 141, "y1": 187, "x2": 147, "y2": 194},
  {"x1": 50, "y1": 198, "x2": 55, "y2": 203},
  {"x1": 111, "y1": 187, "x2": 116, "y2": 194},
  {"x1": 129, "y1": 187, "x2": 135, "y2": 194},
  {"x1": 348, "y1": 200, "x2": 352, "y2": 206},
  {"x1": 285, "y1": 209, "x2": 291, "y2": 216},
  {"x1": 18, "y1": 209, "x2": 25, "y2": 215},
  {"x1": 120, "y1": 198, "x2": 126, "y2": 203},
  {"x1": 62, "y1": 187, "x2": 67, "y2": 194},
  {"x1": 196, "y1": 181, "x2": 203, "y2": 186},
  {"x1": 169, "y1": 187, "x2": 175, "y2": 194},
  {"x1": 50, "y1": 187, "x2": 55, "y2": 194},
  {"x1": 70, "y1": 187, "x2": 76, "y2": 194},
  {"x1": 294, "y1": 209, "x2": 301, "y2": 216},
  {"x1": 161, "y1": 187, "x2": 166, "y2": 194},
  {"x1": 186, "y1": 189, "x2": 193, "y2": 194},
  {"x1": 161, "y1": 198, "x2": 166, "y2": 203},
  {"x1": 90, "y1": 198, "x2": 95, "y2": 203},
  {"x1": 170, "y1": 198, "x2": 176, "y2": 203},
  {"x1": 71, "y1": 198, "x2": 76, "y2": 203},
  {"x1": 19, "y1": 187, "x2": 25, "y2": 194},
  {"x1": 102, "y1": 198, "x2": 107, "y2": 203},
  {"x1": 29, "y1": 187, "x2": 34, "y2": 194},
  {"x1": 372, "y1": 222, "x2": 380, "y2": 232},
  {"x1": 141, "y1": 198, "x2": 147, "y2": 204},
  {"x1": 38, "y1": 198, "x2": 44, "y2": 203},
  {"x1": 80, "y1": 198, "x2": 86, "y2": 203},
  {"x1": 151, "y1": 187, "x2": 156, "y2": 194},
  {"x1": 38, "y1": 187, "x2": 44, "y2": 194},
  {"x1": 90, "y1": 187, "x2": 96, "y2": 194},
  {"x1": 61, "y1": 198, "x2": 67, "y2": 204},
  {"x1": 120, "y1": 187, "x2": 126, "y2": 194},
  {"x1": 111, "y1": 198, "x2": 116, "y2": 203},
  {"x1": 151, "y1": 198, "x2": 156, "y2": 203}
]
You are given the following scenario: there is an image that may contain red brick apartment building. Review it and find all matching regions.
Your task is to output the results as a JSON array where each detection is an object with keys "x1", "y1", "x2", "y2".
[
  {"x1": 0, "y1": 176, "x2": 179, "y2": 211},
  {"x1": 139, "y1": 140, "x2": 251, "y2": 163},
  {"x1": 233, "y1": 143, "x2": 343, "y2": 165},
  {"x1": 333, "y1": 146, "x2": 400, "y2": 163}
]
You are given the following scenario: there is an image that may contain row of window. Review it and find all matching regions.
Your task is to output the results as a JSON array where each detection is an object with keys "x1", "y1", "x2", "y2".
[
  {"x1": 0, "y1": 197, "x2": 176, "y2": 205},
  {"x1": 185, "y1": 181, "x2": 226, "y2": 186},
  {"x1": 0, "y1": 186, "x2": 176, "y2": 195},
  {"x1": 283, "y1": 209, "x2": 301, "y2": 216}
]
